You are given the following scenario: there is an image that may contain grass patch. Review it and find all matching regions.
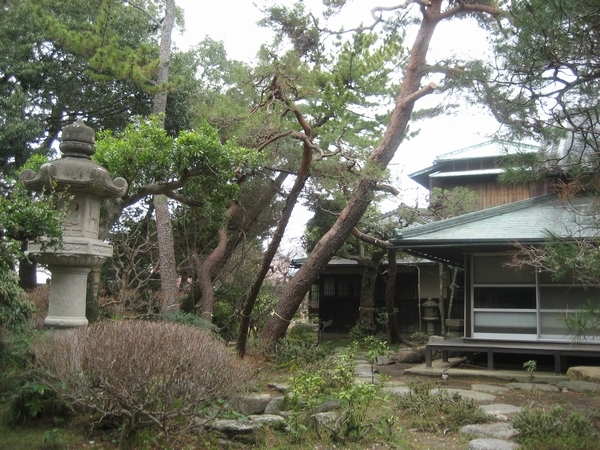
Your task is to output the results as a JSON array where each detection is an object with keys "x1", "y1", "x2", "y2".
[
  {"x1": 394, "y1": 382, "x2": 492, "y2": 433},
  {"x1": 512, "y1": 406, "x2": 600, "y2": 450}
]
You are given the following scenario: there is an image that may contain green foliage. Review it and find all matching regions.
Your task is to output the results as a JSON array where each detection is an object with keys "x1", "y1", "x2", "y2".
[
  {"x1": 34, "y1": 0, "x2": 161, "y2": 91},
  {"x1": 564, "y1": 299, "x2": 600, "y2": 343},
  {"x1": 410, "y1": 331, "x2": 430, "y2": 346},
  {"x1": 512, "y1": 406, "x2": 598, "y2": 450},
  {"x1": 395, "y1": 382, "x2": 491, "y2": 433},
  {"x1": 158, "y1": 310, "x2": 221, "y2": 338},
  {"x1": 348, "y1": 323, "x2": 371, "y2": 343},
  {"x1": 95, "y1": 116, "x2": 260, "y2": 222},
  {"x1": 270, "y1": 324, "x2": 330, "y2": 369},
  {"x1": 523, "y1": 359, "x2": 537, "y2": 387},
  {"x1": 492, "y1": 0, "x2": 600, "y2": 144},
  {"x1": 286, "y1": 344, "x2": 389, "y2": 442},
  {"x1": 41, "y1": 428, "x2": 65, "y2": 450},
  {"x1": 0, "y1": 264, "x2": 35, "y2": 331},
  {"x1": 361, "y1": 335, "x2": 389, "y2": 383},
  {"x1": 428, "y1": 186, "x2": 480, "y2": 219}
]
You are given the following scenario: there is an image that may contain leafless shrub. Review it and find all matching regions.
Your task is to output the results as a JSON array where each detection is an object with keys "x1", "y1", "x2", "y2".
[
  {"x1": 26, "y1": 285, "x2": 50, "y2": 329},
  {"x1": 31, "y1": 320, "x2": 256, "y2": 439},
  {"x1": 98, "y1": 289, "x2": 162, "y2": 318}
]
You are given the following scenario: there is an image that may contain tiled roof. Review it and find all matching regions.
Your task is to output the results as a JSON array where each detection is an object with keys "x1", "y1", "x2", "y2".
[
  {"x1": 393, "y1": 194, "x2": 597, "y2": 243},
  {"x1": 435, "y1": 140, "x2": 538, "y2": 162}
]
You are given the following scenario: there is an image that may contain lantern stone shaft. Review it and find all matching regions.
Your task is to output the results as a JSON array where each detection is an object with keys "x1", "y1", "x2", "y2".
[{"x1": 20, "y1": 119, "x2": 127, "y2": 328}]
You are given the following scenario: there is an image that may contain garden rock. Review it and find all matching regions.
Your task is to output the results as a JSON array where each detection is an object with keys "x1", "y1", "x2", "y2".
[
  {"x1": 506, "y1": 383, "x2": 559, "y2": 392},
  {"x1": 248, "y1": 414, "x2": 285, "y2": 426},
  {"x1": 312, "y1": 411, "x2": 340, "y2": 431},
  {"x1": 264, "y1": 396, "x2": 285, "y2": 415},
  {"x1": 232, "y1": 393, "x2": 271, "y2": 416},
  {"x1": 460, "y1": 423, "x2": 518, "y2": 440},
  {"x1": 467, "y1": 438, "x2": 519, "y2": 450},
  {"x1": 312, "y1": 400, "x2": 341, "y2": 414},
  {"x1": 567, "y1": 366, "x2": 600, "y2": 384},
  {"x1": 395, "y1": 348, "x2": 422, "y2": 363},
  {"x1": 377, "y1": 355, "x2": 396, "y2": 365},
  {"x1": 556, "y1": 380, "x2": 600, "y2": 393},
  {"x1": 208, "y1": 419, "x2": 257, "y2": 434},
  {"x1": 267, "y1": 382, "x2": 290, "y2": 394}
]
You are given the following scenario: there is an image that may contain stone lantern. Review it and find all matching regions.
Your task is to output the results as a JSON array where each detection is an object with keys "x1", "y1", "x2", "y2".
[
  {"x1": 421, "y1": 298, "x2": 439, "y2": 336},
  {"x1": 20, "y1": 119, "x2": 127, "y2": 328}
]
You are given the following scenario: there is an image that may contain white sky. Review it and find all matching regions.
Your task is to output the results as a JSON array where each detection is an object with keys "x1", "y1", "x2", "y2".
[{"x1": 172, "y1": 0, "x2": 502, "y2": 251}]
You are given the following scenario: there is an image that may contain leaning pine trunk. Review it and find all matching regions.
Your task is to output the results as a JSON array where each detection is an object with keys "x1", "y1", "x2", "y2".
[{"x1": 259, "y1": 5, "x2": 440, "y2": 344}]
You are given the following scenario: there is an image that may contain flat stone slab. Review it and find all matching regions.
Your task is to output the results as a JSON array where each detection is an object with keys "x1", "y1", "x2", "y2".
[
  {"x1": 506, "y1": 382, "x2": 559, "y2": 392},
  {"x1": 472, "y1": 384, "x2": 511, "y2": 394},
  {"x1": 467, "y1": 438, "x2": 519, "y2": 450},
  {"x1": 382, "y1": 386, "x2": 411, "y2": 396},
  {"x1": 355, "y1": 364, "x2": 375, "y2": 378},
  {"x1": 208, "y1": 419, "x2": 256, "y2": 434},
  {"x1": 248, "y1": 414, "x2": 285, "y2": 426},
  {"x1": 556, "y1": 380, "x2": 600, "y2": 393},
  {"x1": 480, "y1": 404, "x2": 522, "y2": 418},
  {"x1": 431, "y1": 388, "x2": 497, "y2": 404},
  {"x1": 460, "y1": 422, "x2": 518, "y2": 440}
]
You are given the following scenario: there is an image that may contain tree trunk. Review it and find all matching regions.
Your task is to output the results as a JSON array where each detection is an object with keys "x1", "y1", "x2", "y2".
[
  {"x1": 18, "y1": 241, "x2": 37, "y2": 289},
  {"x1": 358, "y1": 252, "x2": 383, "y2": 332},
  {"x1": 259, "y1": 4, "x2": 440, "y2": 344},
  {"x1": 385, "y1": 249, "x2": 401, "y2": 344},
  {"x1": 86, "y1": 266, "x2": 101, "y2": 322},
  {"x1": 194, "y1": 228, "x2": 229, "y2": 323},
  {"x1": 155, "y1": 194, "x2": 179, "y2": 311},
  {"x1": 237, "y1": 140, "x2": 313, "y2": 356},
  {"x1": 152, "y1": 0, "x2": 177, "y2": 312},
  {"x1": 152, "y1": 0, "x2": 175, "y2": 119},
  {"x1": 438, "y1": 263, "x2": 446, "y2": 335},
  {"x1": 447, "y1": 266, "x2": 458, "y2": 320}
]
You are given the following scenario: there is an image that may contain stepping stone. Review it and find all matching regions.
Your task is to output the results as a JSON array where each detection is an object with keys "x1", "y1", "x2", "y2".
[
  {"x1": 431, "y1": 388, "x2": 497, "y2": 404},
  {"x1": 382, "y1": 386, "x2": 411, "y2": 396},
  {"x1": 460, "y1": 422, "x2": 518, "y2": 440},
  {"x1": 208, "y1": 419, "x2": 256, "y2": 434},
  {"x1": 506, "y1": 382, "x2": 559, "y2": 392},
  {"x1": 355, "y1": 364, "x2": 374, "y2": 378},
  {"x1": 248, "y1": 414, "x2": 285, "y2": 426},
  {"x1": 468, "y1": 438, "x2": 519, "y2": 450},
  {"x1": 472, "y1": 384, "x2": 511, "y2": 394},
  {"x1": 480, "y1": 404, "x2": 522, "y2": 421},
  {"x1": 556, "y1": 380, "x2": 600, "y2": 393}
]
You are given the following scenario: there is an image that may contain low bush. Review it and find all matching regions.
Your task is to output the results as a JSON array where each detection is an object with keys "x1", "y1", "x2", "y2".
[
  {"x1": 512, "y1": 406, "x2": 598, "y2": 450},
  {"x1": 286, "y1": 344, "x2": 389, "y2": 442},
  {"x1": 395, "y1": 382, "x2": 491, "y2": 432},
  {"x1": 409, "y1": 331, "x2": 430, "y2": 346},
  {"x1": 268, "y1": 323, "x2": 331, "y2": 368},
  {"x1": 30, "y1": 320, "x2": 256, "y2": 446}
]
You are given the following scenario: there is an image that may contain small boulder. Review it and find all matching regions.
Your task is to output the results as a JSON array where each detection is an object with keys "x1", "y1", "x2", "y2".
[{"x1": 232, "y1": 393, "x2": 272, "y2": 416}]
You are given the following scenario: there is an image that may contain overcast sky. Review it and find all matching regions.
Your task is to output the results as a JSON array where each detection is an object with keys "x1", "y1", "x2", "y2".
[{"x1": 171, "y1": 1, "x2": 501, "y2": 250}]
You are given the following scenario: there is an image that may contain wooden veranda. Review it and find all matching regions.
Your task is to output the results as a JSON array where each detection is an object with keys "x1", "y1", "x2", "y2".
[{"x1": 425, "y1": 338, "x2": 600, "y2": 375}]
